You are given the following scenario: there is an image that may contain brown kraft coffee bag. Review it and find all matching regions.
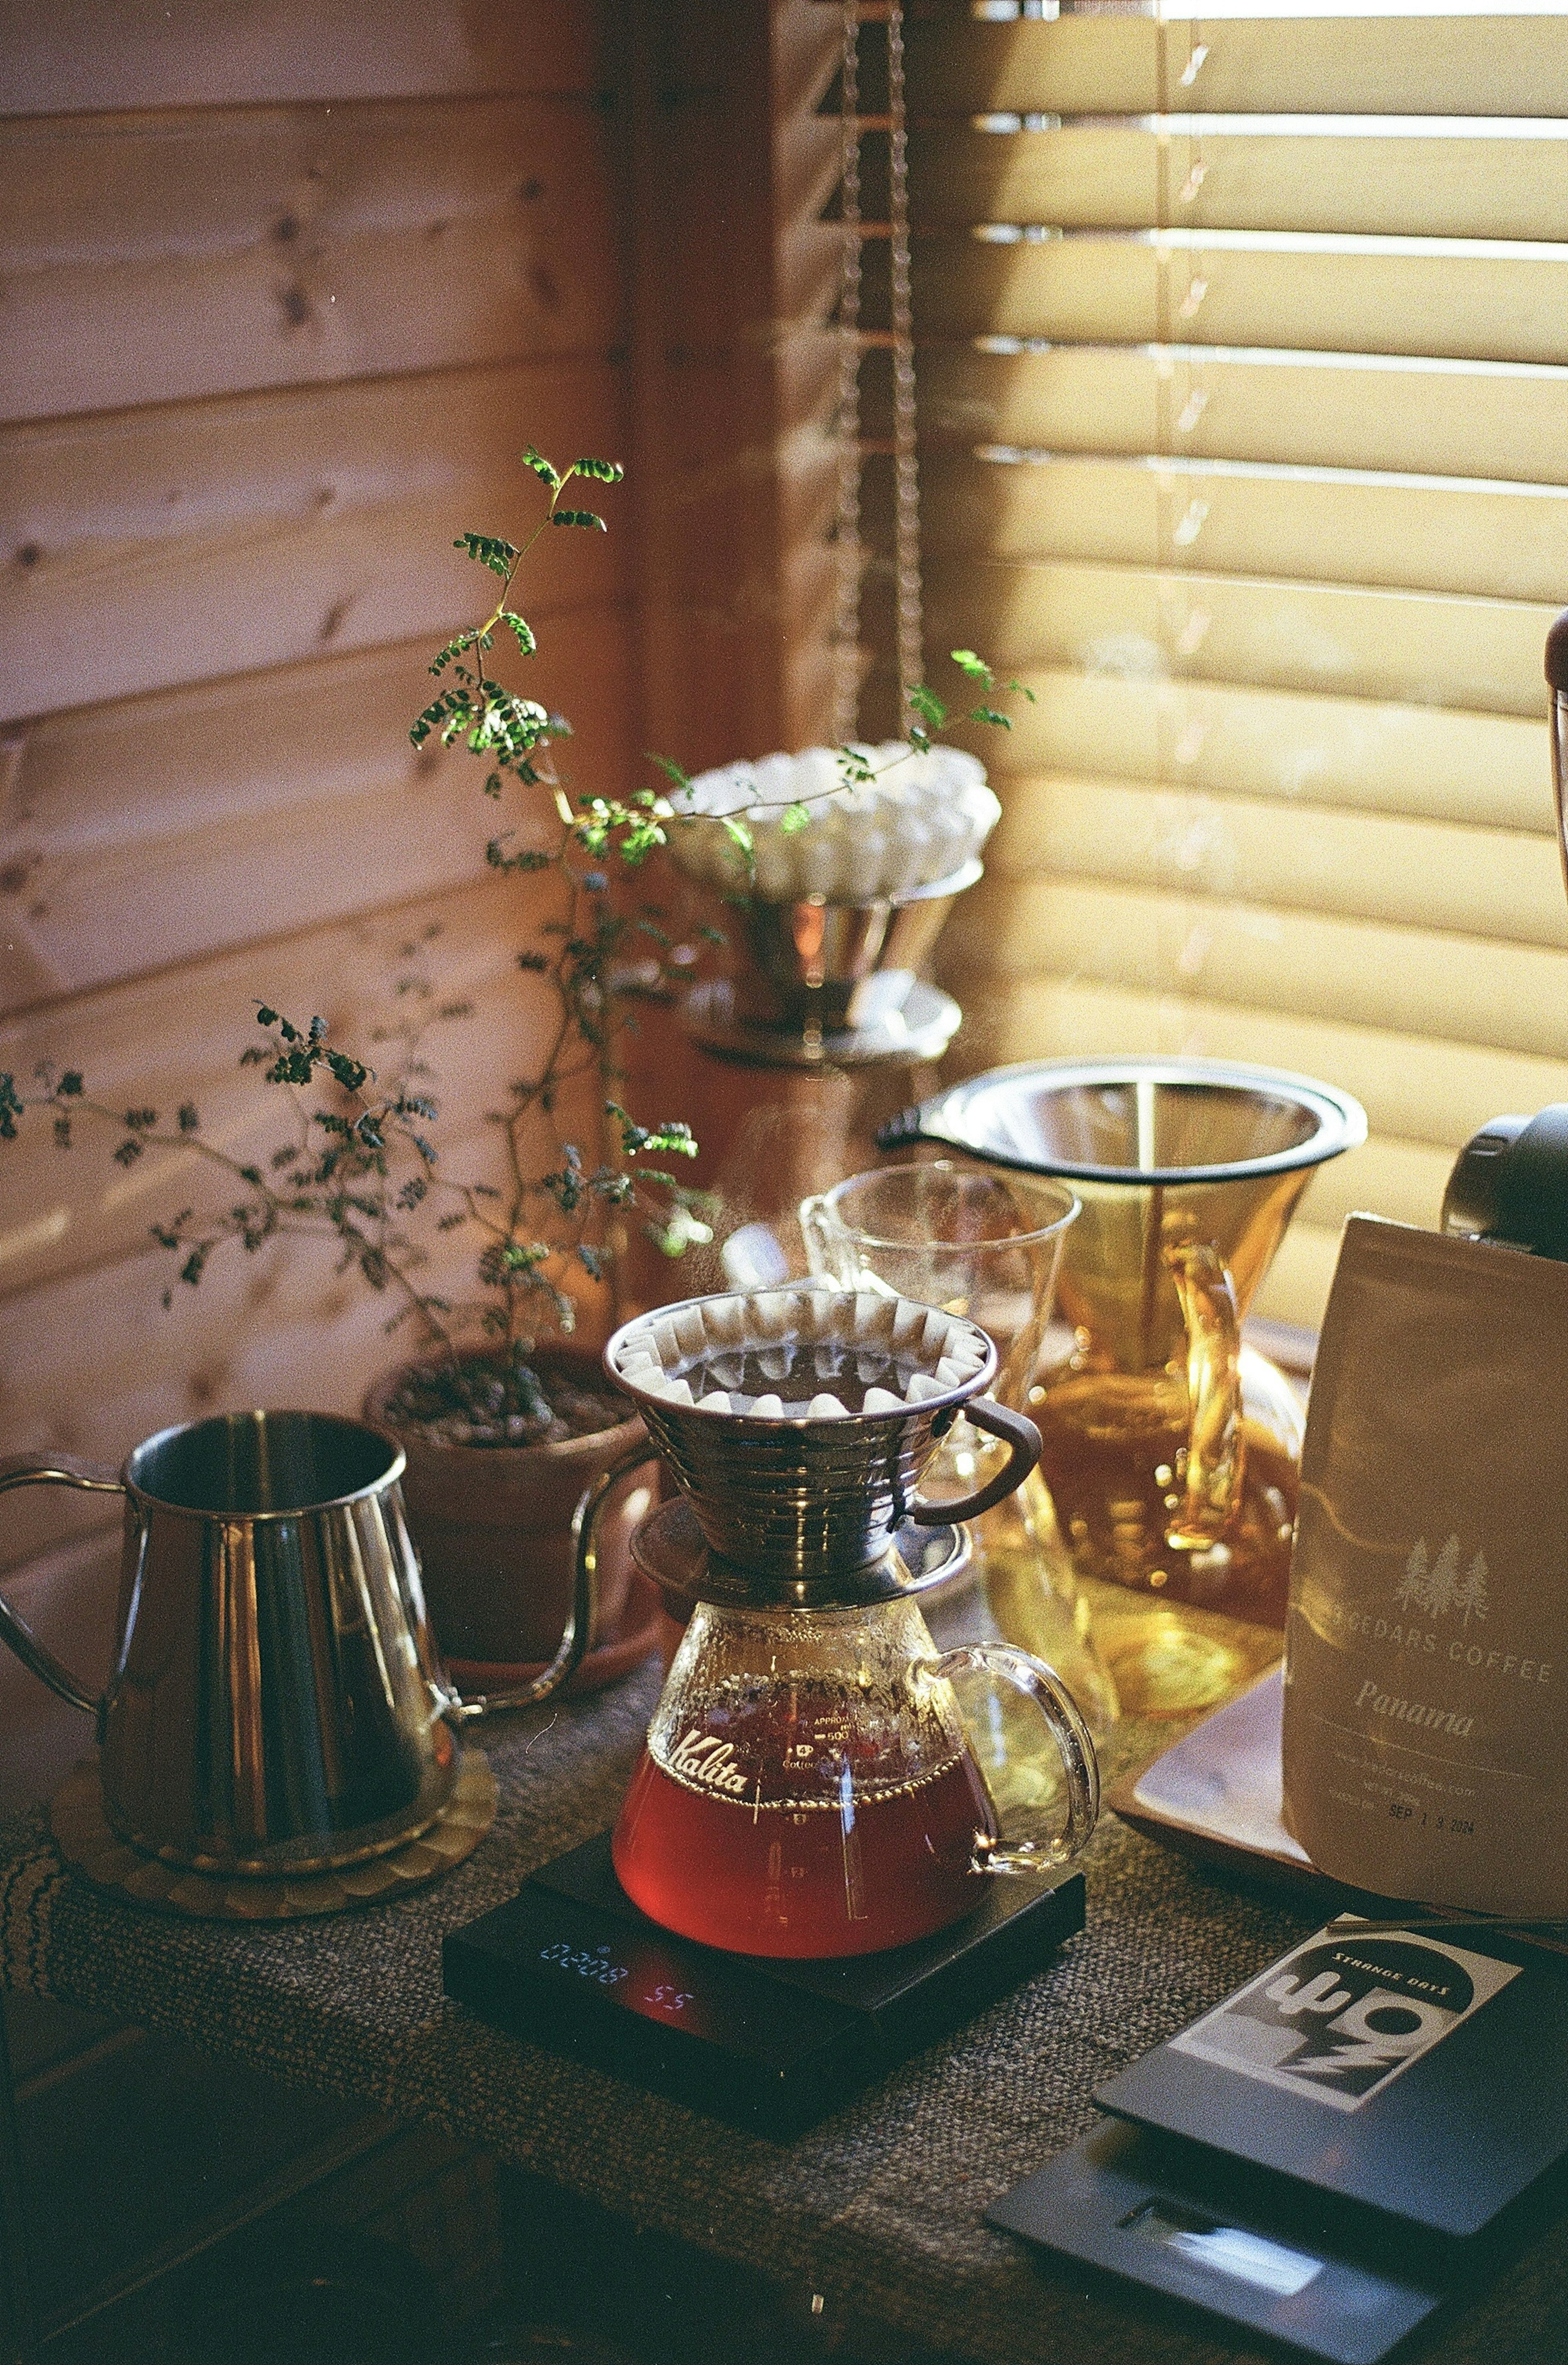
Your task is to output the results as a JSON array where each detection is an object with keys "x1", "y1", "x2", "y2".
[{"x1": 1282, "y1": 1214, "x2": 1568, "y2": 1918}]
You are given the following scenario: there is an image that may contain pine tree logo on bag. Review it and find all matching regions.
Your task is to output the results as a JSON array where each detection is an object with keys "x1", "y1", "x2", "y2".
[{"x1": 1394, "y1": 1535, "x2": 1490, "y2": 1626}]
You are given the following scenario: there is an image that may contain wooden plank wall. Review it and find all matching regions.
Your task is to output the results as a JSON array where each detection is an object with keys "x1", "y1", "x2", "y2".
[
  {"x1": 0, "y1": 0, "x2": 634, "y2": 1786},
  {"x1": 0, "y1": 9, "x2": 843, "y2": 2336},
  {"x1": 619, "y1": 0, "x2": 835, "y2": 773}
]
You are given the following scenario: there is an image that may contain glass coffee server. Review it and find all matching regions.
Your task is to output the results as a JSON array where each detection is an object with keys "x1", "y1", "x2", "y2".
[
  {"x1": 590, "y1": 1283, "x2": 1099, "y2": 1959},
  {"x1": 882, "y1": 1059, "x2": 1366, "y2": 1717}
]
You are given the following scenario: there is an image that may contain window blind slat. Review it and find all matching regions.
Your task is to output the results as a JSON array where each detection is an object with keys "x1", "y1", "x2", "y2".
[
  {"x1": 906, "y1": 16, "x2": 1568, "y2": 120},
  {"x1": 984, "y1": 668, "x2": 1550, "y2": 835},
  {"x1": 922, "y1": 452, "x2": 1568, "y2": 606},
  {"x1": 982, "y1": 972, "x2": 1568, "y2": 1156},
  {"x1": 920, "y1": 346, "x2": 1568, "y2": 490},
  {"x1": 1286, "y1": 1135, "x2": 1450, "y2": 1237},
  {"x1": 1254, "y1": 1225, "x2": 1341, "y2": 1333},
  {"x1": 955, "y1": 872, "x2": 1568, "y2": 1060},
  {"x1": 984, "y1": 773, "x2": 1568, "y2": 949},
  {"x1": 915, "y1": 236, "x2": 1568, "y2": 369},
  {"x1": 910, "y1": 123, "x2": 1568, "y2": 244},
  {"x1": 892, "y1": 10, "x2": 1568, "y2": 1330},
  {"x1": 931, "y1": 558, "x2": 1555, "y2": 715}
]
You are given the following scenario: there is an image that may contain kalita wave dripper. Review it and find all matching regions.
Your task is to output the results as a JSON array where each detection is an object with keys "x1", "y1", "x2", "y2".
[
  {"x1": 577, "y1": 1285, "x2": 1099, "y2": 1958},
  {"x1": 604, "y1": 1282, "x2": 1042, "y2": 1590}
]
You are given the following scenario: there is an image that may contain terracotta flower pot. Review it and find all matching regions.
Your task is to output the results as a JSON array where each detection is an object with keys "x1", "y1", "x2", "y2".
[{"x1": 363, "y1": 1345, "x2": 653, "y2": 1667}]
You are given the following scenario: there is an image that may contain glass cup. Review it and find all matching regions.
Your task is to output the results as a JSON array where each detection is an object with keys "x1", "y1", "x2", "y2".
[{"x1": 798, "y1": 1162, "x2": 1116, "y2": 1736}]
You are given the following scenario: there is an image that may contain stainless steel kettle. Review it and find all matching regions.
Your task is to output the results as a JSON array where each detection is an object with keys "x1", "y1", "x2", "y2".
[{"x1": 0, "y1": 1409, "x2": 635, "y2": 1876}]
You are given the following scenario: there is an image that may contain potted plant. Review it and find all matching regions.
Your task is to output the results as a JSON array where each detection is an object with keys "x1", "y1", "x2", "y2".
[{"x1": 1, "y1": 442, "x2": 1033, "y2": 1681}]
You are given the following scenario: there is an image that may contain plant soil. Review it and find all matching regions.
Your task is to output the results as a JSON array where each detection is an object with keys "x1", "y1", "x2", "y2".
[{"x1": 379, "y1": 1354, "x2": 630, "y2": 1449}]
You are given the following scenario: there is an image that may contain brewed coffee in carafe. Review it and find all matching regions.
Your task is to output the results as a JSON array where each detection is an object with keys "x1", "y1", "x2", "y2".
[
  {"x1": 597, "y1": 1284, "x2": 1100, "y2": 1959},
  {"x1": 613, "y1": 1599, "x2": 1002, "y2": 1957}
]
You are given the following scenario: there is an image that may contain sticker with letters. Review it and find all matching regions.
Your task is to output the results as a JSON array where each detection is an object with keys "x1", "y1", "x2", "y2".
[{"x1": 1169, "y1": 1922, "x2": 1519, "y2": 2113}]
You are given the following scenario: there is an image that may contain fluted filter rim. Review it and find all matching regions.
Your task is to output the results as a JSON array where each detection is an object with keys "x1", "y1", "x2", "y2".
[{"x1": 604, "y1": 1286, "x2": 996, "y2": 1425}]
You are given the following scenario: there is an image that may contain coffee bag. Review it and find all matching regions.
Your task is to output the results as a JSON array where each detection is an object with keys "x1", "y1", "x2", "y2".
[{"x1": 1282, "y1": 1214, "x2": 1568, "y2": 1918}]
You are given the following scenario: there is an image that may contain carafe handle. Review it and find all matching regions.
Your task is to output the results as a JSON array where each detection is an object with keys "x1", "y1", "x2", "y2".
[
  {"x1": 930, "y1": 1641, "x2": 1099, "y2": 1874},
  {"x1": 1163, "y1": 1240, "x2": 1244, "y2": 1550},
  {"x1": 909, "y1": 1397, "x2": 1041, "y2": 1527},
  {"x1": 0, "y1": 1452, "x2": 123, "y2": 1716},
  {"x1": 443, "y1": 1444, "x2": 650, "y2": 1718}
]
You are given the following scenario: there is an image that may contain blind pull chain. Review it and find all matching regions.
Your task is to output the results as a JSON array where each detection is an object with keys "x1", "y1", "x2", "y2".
[
  {"x1": 832, "y1": 0, "x2": 864, "y2": 747},
  {"x1": 886, "y1": 0, "x2": 924, "y2": 725},
  {"x1": 833, "y1": 0, "x2": 924, "y2": 747}
]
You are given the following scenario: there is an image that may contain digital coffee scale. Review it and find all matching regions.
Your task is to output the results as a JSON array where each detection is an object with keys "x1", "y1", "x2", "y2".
[
  {"x1": 443, "y1": 1830, "x2": 1084, "y2": 2138},
  {"x1": 989, "y1": 1914, "x2": 1568, "y2": 2363}
]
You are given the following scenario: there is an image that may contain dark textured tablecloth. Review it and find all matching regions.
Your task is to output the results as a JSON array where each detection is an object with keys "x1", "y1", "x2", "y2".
[{"x1": 4, "y1": 1665, "x2": 1566, "y2": 2365}]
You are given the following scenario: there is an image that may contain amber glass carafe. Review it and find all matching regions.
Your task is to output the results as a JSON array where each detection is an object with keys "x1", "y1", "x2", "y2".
[{"x1": 881, "y1": 1060, "x2": 1366, "y2": 1717}]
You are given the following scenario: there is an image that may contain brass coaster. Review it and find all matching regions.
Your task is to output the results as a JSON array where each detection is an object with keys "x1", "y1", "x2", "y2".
[{"x1": 49, "y1": 1749, "x2": 497, "y2": 1922}]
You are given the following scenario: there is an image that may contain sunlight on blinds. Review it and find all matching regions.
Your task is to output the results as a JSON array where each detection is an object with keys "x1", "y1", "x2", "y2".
[{"x1": 900, "y1": 2, "x2": 1568, "y2": 1327}]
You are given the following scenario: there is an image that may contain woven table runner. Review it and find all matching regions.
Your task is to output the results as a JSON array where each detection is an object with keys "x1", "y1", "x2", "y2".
[{"x1": 3, "y1": 1663, "x2": 1563, "y2": 2365}]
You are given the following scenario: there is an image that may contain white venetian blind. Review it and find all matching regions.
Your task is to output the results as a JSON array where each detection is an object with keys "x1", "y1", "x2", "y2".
[{"x1": 899, "y1": 0, "x2": 1568, "y2": 1327}]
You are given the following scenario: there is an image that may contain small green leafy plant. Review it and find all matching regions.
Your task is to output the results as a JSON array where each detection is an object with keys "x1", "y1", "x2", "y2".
[
  {"x1": 650, "y1": 648, "x2": 1036, "y2": 881},
  {"x1": 1, "y1": 450, "x2": 706, "y2": 1443},
  {"x1": 0, "y1": 447, "x2": 1030, "y2": 1441}
]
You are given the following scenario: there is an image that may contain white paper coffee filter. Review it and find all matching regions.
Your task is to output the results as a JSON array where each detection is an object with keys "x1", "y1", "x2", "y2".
[
  {"x1": 663, "y1": 743, "x2": 1000, "y2": 904},
  {"x1": 608, "y1": 1287, "x2": 990, "y2": 1419}
]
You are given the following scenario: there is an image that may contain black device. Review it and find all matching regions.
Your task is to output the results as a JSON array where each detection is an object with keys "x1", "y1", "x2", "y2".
[
  {"x1": 443, "y1": 1831, "x2": 1084, "y2": 2138},
  {"x1": 1441, "y1": 1102, "x2": 1568, "y2": 1263},
  {"x1": 990, "y1": 2116, "x2": 1450, "y2": 2365},
  {"x1": 989, "y1": 1916, "x2": 1568, "y2": 2363}
]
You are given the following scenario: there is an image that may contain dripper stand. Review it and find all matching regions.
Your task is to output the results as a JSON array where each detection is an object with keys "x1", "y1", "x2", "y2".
[{"x1": 612, "y1": 846, "x2": 985, "y2": 1313}]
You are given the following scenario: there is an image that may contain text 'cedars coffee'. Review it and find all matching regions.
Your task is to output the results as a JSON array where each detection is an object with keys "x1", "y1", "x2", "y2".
[{"x1": 1282, "y1": 1215, "x2": 1568, "y2": 1920}]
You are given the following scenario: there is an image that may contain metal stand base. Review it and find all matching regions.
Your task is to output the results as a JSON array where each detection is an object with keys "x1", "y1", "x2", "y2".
[{"x1": 684, "y1": 975, "x2": 961, "y2": 1069}]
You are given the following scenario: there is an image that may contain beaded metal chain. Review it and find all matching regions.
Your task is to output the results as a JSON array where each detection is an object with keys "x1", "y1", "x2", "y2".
[
  {"x1": 832, "y1": 0, "x2": 924, "y2": 746},
  {"x1": 886, "y1": 0, "x2": 925, "y2": 722},
  {"x1": 831, "y1": 0, "x2": 864, "y2": 745}
]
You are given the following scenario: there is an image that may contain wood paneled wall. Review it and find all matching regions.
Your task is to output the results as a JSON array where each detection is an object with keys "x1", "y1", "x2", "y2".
[
  {"x1": 619, "y1": 0, "x2": 839, "y2": 773},
  {"x1": 0, "y1": 0, "x2": 835, "y2": 1800},
  {"x1": 0, "y1": 4, "x2": 639, "y2": 1762},
  {"x1": 0, "y1": 4, "x2": 841, "y2": 2326}
]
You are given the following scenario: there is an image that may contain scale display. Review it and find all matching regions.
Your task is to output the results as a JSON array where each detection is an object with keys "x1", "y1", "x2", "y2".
[{"x1": 443, "y1": 1830, "x2": 1085, "y2": 2138}]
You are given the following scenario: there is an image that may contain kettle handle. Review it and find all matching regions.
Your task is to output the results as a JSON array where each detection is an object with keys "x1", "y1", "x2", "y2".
[
  {"x1": 0, "y1": 1453, "x2": 122, "y2": 1716},
  {"x1": 1163, "y1": 1241, "x2": 1245, "y2": 1549},
  {"x1": 908, "y1": 1396, "x2": 1040, "y2": 1527},
  {"x1": 444, "y1": 1443, "x2": 651, "y2": 1719}
]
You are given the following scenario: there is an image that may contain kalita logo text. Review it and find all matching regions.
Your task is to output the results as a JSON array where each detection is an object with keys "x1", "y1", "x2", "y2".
[{"x1": 668, "y1": 1731, "x2": 749, "y2": 1795}]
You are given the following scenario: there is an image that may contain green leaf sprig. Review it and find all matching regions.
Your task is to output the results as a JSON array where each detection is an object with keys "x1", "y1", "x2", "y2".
[
  {"x1": 0, "y1": 447, "x2": 713, "y2": 1424},
  {"x1": 650, "y1": 646, "x2": 1036, "y2": 875}
]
